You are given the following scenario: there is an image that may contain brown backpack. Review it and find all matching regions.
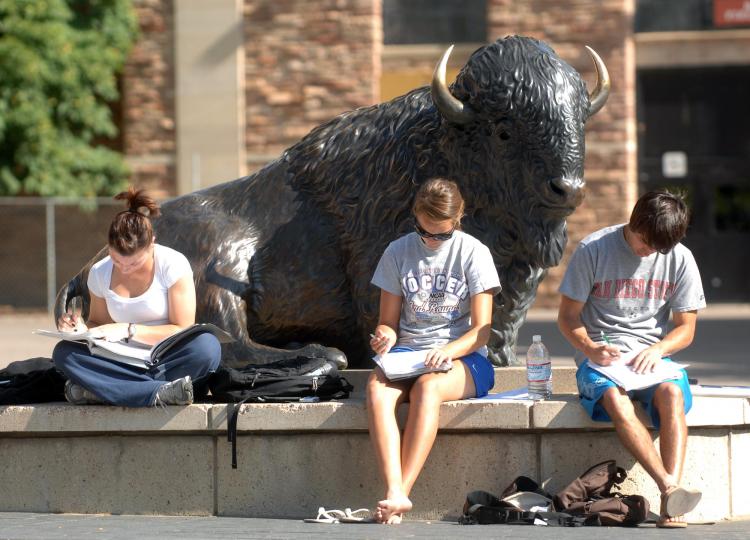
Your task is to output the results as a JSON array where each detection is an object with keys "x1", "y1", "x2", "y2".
[{"x1": 553, "y1": 460, "x2": 650, "y2": 526}]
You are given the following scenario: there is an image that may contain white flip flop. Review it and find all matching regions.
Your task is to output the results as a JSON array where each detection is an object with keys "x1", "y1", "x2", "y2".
[
  {"x1": 339, "y1": 507, "x2": 375, "y2": 523},
  {"x1": 303, "y1": 507, "x2": 346, "y2": 524}
]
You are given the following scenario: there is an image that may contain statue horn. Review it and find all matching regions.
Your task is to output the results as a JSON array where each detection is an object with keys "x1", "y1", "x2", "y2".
[
  {"x1": 431, "y1": 45, "x2": 475, "y2": 124},
  {"x1": 585, "y1": 46, "x2": 610, "y2": 118}
]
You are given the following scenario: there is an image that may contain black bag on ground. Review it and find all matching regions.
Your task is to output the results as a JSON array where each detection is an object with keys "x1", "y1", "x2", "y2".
[
  {"x1": 207, "y1": 355, "x2": 354, "y2": 469},
  {"x1": 0, "y1": 357, "x2": 67, "y2": 405}
]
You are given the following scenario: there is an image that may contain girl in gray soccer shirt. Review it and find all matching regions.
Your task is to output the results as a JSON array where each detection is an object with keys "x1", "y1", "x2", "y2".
[{"x1": 366, "y1": 178, "x2": 500, "y2": 524}]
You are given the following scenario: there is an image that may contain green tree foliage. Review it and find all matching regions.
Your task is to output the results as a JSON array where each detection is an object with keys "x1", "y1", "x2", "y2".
[{"x1": 0, "y1": 0, "x2": 138, "y2": 196}]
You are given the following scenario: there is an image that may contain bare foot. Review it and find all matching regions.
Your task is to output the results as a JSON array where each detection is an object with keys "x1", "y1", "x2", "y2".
[{"x1": 376, "y1": 494, "x2": 412, "y2": 525}]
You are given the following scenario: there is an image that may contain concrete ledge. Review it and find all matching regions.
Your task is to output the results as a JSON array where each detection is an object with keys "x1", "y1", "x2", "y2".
[
  {"x1": 0, "y1": 403, "x2": 211, "y2": 433},
  {"x1": 1, "y1": 367, "x2": 748, "y2": 522},
  {"x1": 532, "y1": 395, "x2": 750, "y2": 429},
  {"x1": 209, "y1": 399, "x2": 533, "y2": 432}
]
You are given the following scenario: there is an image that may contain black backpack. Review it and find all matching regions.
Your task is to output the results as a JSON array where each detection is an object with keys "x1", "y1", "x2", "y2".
[
  {"x1": 0, "y1": 358, "x2": 67, "y2": 405},
  {"x1": 207, "y1": 356, "x2": 354, "y2": 468}
]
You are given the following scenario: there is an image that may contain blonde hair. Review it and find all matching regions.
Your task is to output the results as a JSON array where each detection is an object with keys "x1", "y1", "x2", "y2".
[{"x1": 413, "y1": 178, "x2": 465, "y2": 227}]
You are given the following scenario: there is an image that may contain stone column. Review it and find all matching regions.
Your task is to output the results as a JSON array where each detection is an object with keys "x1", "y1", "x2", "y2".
[
  {"x1": 488, "y1": 0, "x2": 637, "y2": 306},
  {"x1": 174, "y1": 0, "x2": 247, "y2": 193}
]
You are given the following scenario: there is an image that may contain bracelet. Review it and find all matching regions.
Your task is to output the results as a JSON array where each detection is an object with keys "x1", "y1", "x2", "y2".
[{"x1": 127, "y1": 323, "x2": 136, "y2": 342}]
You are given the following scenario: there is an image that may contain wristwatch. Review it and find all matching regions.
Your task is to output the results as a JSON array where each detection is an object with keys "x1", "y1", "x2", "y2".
[{"x1": 127, "y1": 323, "x2": 136, "y2": 342}]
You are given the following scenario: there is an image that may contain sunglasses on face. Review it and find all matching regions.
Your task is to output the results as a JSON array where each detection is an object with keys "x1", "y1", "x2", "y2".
[{"x1": 414, "y1": 221, "x2": 455, "y2": 241}]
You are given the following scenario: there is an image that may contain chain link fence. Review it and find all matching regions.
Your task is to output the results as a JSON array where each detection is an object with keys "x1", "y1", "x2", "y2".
[{"x1": 0, "y1": 198, "x2": 122, "y2": 311}]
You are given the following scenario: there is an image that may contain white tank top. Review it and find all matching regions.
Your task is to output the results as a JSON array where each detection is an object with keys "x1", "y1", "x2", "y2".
[{"x1": 87, "y1": 244, "x2": 193, "y2": 325}]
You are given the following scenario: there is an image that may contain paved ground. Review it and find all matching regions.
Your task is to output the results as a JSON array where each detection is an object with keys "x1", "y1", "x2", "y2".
[
  {"x1": 0, "y1": 513, "x2": 749, "y2": 540},
  {"x1": 4, "y1": 305, "x2": 750, "y2": 385}
]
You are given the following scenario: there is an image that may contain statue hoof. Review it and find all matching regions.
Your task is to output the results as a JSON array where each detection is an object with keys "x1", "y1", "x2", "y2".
[{"x1": 299, "y1": 343, "x2": 348, "y2": 370}]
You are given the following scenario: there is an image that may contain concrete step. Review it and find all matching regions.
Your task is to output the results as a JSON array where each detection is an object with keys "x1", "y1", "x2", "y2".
[{"x1": 0, "y1": 367, "x2": 747, "y2": 522}]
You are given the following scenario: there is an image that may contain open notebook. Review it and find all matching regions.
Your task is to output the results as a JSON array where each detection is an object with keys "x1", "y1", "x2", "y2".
[
  {"x1": 373, "y1": 350, "x2": 452, "y2": 381},
  {"x1": 35, "y1": 323, "x2": 233, "y2": 371},
  {"x1": 586, "y1": 348, "x2": 687, "y2": 391}
]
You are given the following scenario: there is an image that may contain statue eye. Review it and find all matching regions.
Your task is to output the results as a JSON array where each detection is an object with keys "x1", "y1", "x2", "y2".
[{"x1": 494, "y1": 118, "x2": 512, "y2": 141}]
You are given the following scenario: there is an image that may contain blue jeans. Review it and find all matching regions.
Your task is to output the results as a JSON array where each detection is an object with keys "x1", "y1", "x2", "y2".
[{"x1": 53, "y1": 333, "x2": 222, "y2": 407}]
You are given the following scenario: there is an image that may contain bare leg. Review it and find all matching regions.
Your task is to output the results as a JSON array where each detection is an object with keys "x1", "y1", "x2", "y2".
[
  {"x1": 366, "y1": 369, "x2": 410, "y2": 524},
  {"x1": 654, "y1": 382, "x2": 688, "y2": 481},
  {"x1": 375, "y1": 361, "x2": 475, "y2": 524},
  {"x1": 653, "y1": 382, "x2": 690, "y2": 524},
  {"x1": 600, "y1": 387, "x2": 673, "y2": 493}
]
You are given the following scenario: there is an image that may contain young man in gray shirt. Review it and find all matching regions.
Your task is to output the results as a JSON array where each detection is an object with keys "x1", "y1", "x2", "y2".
[{"x1": 558, "y1": 190, "x2": 705, "y2": 528}]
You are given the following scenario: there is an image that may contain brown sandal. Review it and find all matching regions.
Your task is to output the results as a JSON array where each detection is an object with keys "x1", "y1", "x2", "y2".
[
  {"x1": 656, "y1": 516, "x2": 688, "y2": 528},
  {"x1": 657, "y1": 485, "x2": 702, "y2": 528}
]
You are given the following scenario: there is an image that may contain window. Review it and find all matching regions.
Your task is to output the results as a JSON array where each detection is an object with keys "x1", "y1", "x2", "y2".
[
  {"x1": 383, "y1": 0, "x2": 486, "y2": 45},
  {"x1": 635, "y1": 0, "x2": 713, "y2": 32}
]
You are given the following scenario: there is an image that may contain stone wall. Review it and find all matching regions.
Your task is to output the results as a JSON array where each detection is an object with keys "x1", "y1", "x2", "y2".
[
  {"x1": 243, "y1": 0, "x2": 382, "y2": 172},
  {"x1": 487, "y1": 0, "x2": 637, "y2": 307},
  {"x1": 121, "y1": 0, "x2": 177, "y2": 196}
]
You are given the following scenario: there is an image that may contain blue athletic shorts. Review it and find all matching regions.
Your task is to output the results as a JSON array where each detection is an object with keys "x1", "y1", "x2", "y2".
[
  {"x1": 390, "y1": 346, "x2": 495, "y2": 398},
  {"x1": 576, "y1": 358, "x2": 692, "y2": 428}
]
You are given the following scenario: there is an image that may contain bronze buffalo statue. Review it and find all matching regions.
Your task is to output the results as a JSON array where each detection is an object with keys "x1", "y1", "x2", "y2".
[{"x1": 56, "y1": 35, "x2": 610, "y2": 367}]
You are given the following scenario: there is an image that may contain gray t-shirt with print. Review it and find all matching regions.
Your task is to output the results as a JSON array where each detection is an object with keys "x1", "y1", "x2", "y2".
[
  {"x1": 371, "y1": 230, "x2": 500, "y2": 355},
  {"x1": 559, "y1": 224, "x2": 706, "y2": 365}
]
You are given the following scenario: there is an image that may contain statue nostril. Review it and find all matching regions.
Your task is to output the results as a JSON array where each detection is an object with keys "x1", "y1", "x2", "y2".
[
  {"x1": 549, "y1": 178, "x2": 584, "y2": 200},
  {"x1": 549, "y1": 178, "x2": 567, "y2": 197}
]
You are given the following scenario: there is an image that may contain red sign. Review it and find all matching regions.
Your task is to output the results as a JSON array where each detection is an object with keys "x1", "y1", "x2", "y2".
[{"x1": 715, "y1": 0, "x2": 750, "y2": 27}]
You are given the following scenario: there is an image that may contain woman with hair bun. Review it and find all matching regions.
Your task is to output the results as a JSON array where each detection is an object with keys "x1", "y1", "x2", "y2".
[{"x1": 53, "y1": 187, "x2": 221, "y2": 407}]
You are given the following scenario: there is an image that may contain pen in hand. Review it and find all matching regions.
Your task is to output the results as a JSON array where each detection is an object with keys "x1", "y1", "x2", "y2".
[
  {"x1": 600, "y1": 331, "x2": 620, "y2": 359},
  {"x1": 64, "y1": 297, "x2": 79, "y2": 333},
  {"x1": 370, "y1": 332, "x2": 389, "y2": 356}
]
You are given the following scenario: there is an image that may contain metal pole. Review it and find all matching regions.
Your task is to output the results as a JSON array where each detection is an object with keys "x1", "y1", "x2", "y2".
[{"x1": 46, "y1": 200, "x2": 56, "y2": 313}]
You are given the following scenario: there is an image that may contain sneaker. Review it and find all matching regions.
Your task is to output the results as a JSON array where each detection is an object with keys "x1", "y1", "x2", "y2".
[
  {"x1": 153, "y1": 376, "x2": 194, "y2": 406},
  {"x1": 64, "y1": 380, "x2": 105, "y2": 405}
]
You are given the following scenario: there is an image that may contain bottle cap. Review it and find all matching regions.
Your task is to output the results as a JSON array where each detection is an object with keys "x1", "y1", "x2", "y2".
[{"x1": 532, "y1": 335, "x2": 541, "y2": 342}]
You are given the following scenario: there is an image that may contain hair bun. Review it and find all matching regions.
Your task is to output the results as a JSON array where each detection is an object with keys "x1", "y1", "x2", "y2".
[{"x1": 114, "y1": 186, "x2": 161, "y2": 219}]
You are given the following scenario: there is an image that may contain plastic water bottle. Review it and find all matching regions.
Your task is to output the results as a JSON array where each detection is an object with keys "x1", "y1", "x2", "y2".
[{"x1": 527, "y1": 335, "x2": 552, "y2": 400}]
